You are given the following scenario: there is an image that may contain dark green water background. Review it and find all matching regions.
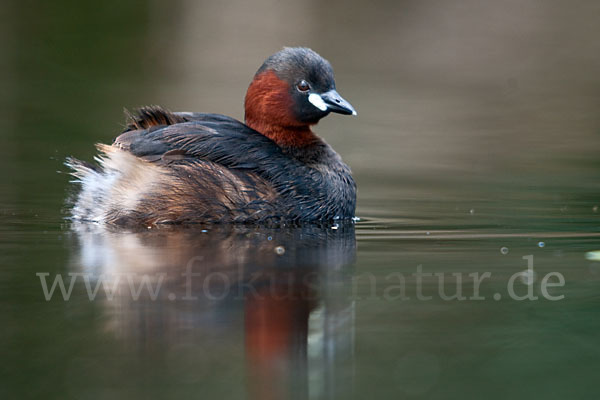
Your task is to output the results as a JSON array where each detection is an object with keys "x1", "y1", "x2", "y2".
[{"x1": 2, "y1": 1, "x2": 600, "y2": 399}]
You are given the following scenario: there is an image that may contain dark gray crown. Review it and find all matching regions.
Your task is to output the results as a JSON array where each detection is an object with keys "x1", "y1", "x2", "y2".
[{"x1": 256, "y1": 47, "x2": 336, "y2": 92}]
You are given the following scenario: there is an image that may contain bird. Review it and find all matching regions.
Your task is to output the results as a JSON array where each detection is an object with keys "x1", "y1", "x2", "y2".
[{"x1": 66, "y1": 47, "x2": 357, "y2": 226}]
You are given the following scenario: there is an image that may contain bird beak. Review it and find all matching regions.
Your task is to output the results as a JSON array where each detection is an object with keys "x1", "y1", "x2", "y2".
[{"x1": 320, "y1": 89, "x2": 357, "y2": 116}]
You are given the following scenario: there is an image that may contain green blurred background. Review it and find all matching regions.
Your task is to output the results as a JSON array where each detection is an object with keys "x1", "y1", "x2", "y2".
[{"x1": 3, "y1": 0, "x2": 600, "y2": 212}]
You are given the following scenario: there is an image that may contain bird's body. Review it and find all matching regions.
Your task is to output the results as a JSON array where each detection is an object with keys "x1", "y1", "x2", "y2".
[{"x1": 67, "y1": 48, "x2": 357, "y2": 226}]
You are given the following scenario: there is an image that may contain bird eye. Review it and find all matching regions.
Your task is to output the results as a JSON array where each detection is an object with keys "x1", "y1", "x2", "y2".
[{"x1": 296, "y1": 80, "x2": 310, "y2": 92}]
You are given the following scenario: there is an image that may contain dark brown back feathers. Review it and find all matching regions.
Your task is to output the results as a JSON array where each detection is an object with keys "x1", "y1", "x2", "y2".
[
  {"x1": 124, "y1": 106, "x2": 188, "y2": 132},
  {"x1": 67, "y1": 106, "x2": 356, "y2": 225}
]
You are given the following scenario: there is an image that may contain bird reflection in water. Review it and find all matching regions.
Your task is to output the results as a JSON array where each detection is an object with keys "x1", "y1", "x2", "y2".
[{"x1": 71, "y1": 222, "x2": 356, "y2": 399}]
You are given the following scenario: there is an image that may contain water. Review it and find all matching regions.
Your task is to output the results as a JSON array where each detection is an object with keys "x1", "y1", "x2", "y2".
[{"x1": 2, "y1": 1, "x2": 600, "y2": 399}]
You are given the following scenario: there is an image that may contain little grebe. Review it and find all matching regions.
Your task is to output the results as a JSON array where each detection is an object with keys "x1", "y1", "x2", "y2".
[{"x1": 67, "y1": 47, "x2": 357, "y2": 225}]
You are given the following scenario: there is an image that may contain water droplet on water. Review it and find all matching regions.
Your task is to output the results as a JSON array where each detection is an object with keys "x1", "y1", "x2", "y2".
[
  {"x1": 585, "y1": 251, "x2": 600, "y2": 261},
  {"x1": 469, "y1": 209, "x2": 475, "y2": 215},
  {"x1": 594, "y1": 206, "x2": 598, "y2": 213},
  {"x1": 274, "y1": 246, "x2": 285, "y2": 255},
  {"x1": 538, "y1": 241, "x2": 545, "y2": 248},
  {"x1": 500, "y1": 247, "x2": 509, "y2": 255}
]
